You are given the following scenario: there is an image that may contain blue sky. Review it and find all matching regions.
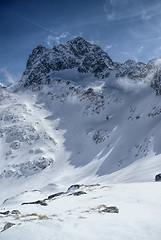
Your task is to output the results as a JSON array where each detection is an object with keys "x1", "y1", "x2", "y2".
[{"x1": 1, "y1": 0, "x2": 161, "y2": 84}]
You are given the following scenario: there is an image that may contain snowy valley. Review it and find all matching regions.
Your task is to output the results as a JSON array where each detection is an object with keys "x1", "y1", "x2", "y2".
[{"x1": 0, "y1": 37, "x2": 161, "y2": 239}]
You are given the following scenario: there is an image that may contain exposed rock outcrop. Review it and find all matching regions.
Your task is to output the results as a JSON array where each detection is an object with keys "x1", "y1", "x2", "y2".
[{"x1": 155, "y1": 173, "x2": 161, "y2": 181}]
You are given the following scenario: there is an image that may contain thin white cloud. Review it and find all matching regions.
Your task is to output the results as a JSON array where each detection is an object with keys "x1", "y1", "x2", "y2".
[
  {"x1": 103, "y1": 0, "x2": 116, "y2": 21},
  {"x1": 141, "y1": 12, "x2": 151, "y2": 21},
  {"x1": 151, "y1": 46, "x2": 161, "y2": 58},
  {"x1": 104, "y1": 44, "x2": 113, "y2": 51},
  {"x1": 88, "y1": 38, "x2": 113, "y2": 53},
  {"x1": 19, "y1": 15, "x2": 53, "y2": 33},
  {"x1": 136, "y1": 46, "x2": 143, "y2": 54},
  {"x1": 140, "y1": 5, "x2": 161, "y2": 21},
  {"x1": 103, "y1": 0, "x2": 161, "y2": 22},
  {"x1": 129, "y1": 23, "x2": 161, "y2": 59},
  {"x1": 121, "y1": 51, "x2": 138, "y2": 62},
  {"x1": 122, "y1": 46, "x2": 143, "y2": 61},
  {"x1": 0, "y1": 68, "x2": 18, "y2": 84},
  {"x1": 46, "y1": 32, "x2": 69, "y2": 47},
  {"x1": 144, "y1": 36, "x2": 161, "y2": 42},
  {"x1": 121, "y1": 51, "x2": 129, "y2": 56},
  {"x1": 116, "y1": 76, "x2": 147, "y2": 92}
]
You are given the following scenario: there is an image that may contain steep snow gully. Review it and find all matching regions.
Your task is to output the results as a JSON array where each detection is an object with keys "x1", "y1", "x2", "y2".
[{"x1": 0, "y1": 37, "x2": 161, "y2": 240}]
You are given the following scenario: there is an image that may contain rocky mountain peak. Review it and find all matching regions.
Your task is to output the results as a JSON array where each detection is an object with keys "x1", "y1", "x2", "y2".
[
  {"x1": 16, "y1": 37, "x2": 161, "y2": 95},
  {"x1": 20, "y1": 37, "x2": 114, "y2": 88},
  {"x1": 67, "y1": 36, "x2": 91, "y2": 50},
  {"x1": 116, "y1": 59, "x2": 148, "y2": 80},
  {"x1": 26, "y1": 45, "x2": 48, "y2": 69},
  {"x1": 64, "y1": 37, "x2": 110, "y2": 59}
]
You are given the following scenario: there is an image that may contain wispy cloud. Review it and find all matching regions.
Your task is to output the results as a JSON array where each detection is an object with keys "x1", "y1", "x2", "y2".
[
  {"x1": 104, "y1": 44, "x2": 113, "y2": 51},
  {"x1": 23, "y1": 16, "x2": 53, "y2": 33},
  {"x1": 140, "y1": 4, "x2": 161, "y2": 21},
  {"x1": 0, "y1": 68, "x2": 18, "y2": 84},
  {"x1": 128, "y1": 20, "x2": 161, "y2": 60},
  {"x1": 121, "y1": 46, "x2": 143, "y2": 62},
  {"x1": 116, "y1": 76, "x2": 148, "y2": 92},
  {"x1": 103, "y1": 0, "x2": 161, "y2": 22},
  {"x1": 151, "y1": 46, "x2": 161, "y2": 58},
  {"x1": 144, "y1": 36, "x2": 161, "y2": 42},
  {"x1": 103, "y1": 0, "x2": 117, "y2": 21},
  {"x1": 136, "y1": 46, "x2": 143, "y2": 54},
  {"x1": 14, "y1": 12, "x2": 53, "y2": 34},
  {"x1": 46, "y1": 32, "x2": 85, "y2": 48},
  {"x1": 121, "y1": 51, "x2": 138, "y2": 62},
  {"x1": 88, "y1": 38, "x2": 113, "y2": 53},
  {"x1": 46, "y1": 32, "x2": 69, "y2": 47}
]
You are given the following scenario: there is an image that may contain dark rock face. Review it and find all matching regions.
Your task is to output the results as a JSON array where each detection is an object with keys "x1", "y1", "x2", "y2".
[
  {"x1": 20, "y1": 37, "x2": 114, "y2": 88},
  {"x1": 93, "y1": 131, "x2": 106, "y2": 144},
  {"x1": 22, "y1": 199, "x2": 47, "y2": 206},
  {"x1": 115, "y1": 57, "x2": 161, "y2": 95},
  {"x1": 11, "y1": 210, "x2": 21, "y2": 215},
  {"x1": 47, "y1": 192, "x2": 65, "y2": 200},
  {"x1": 151, "y1": 71, "x2": 161, "y2": 95},
  {"x1": 147, "y1": 58, "x2": 161, "y2": 95},
  {"x1": 0, "y1": 158, "x2": 54, "y2": 179},
  {"x1": 155, "y1": 173, "x2": 161, "y2": 181},
  {"x1": 69, "y1": 191, "x2": 87, "y2": 196},
  {"x1": 101, "y1": 206, "x2": 119, "y2": 213},
  {"x1": 1, "y1": 222, "x2": 15, "y2": 232},
  {"x1": 116, "y1": 60, "x2": 148, "y2": 80},
  {"x1": 67, "y1": 184, "x2": 81, "y2": 192},
  {"x1": 0, "y1": 210, "x2": 10, "y2": 215}
]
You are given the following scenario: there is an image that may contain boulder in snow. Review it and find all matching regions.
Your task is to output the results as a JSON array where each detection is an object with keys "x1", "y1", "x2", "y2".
[
  {"x1": 1, "y1": 222, "x2": 15, "y2": 232},
  {"x1": 0, "y1": 210, "x2": 10, "y2": 215},
  {"x1": 69, "y1": 191, "x2": 87, "y2": 196},
  {"x1": 47, "y1": 192, "x2": 65, "y2": 200},
  {"x1": 101, "y1": 206, "x2": 119, "y2": 213},
  {"x1": 11, "y1": 210, "x2": 21, "y2": 215},
  {"x1": 67, "y1": 184, "x2": 81, "y2": 192},
  {"x1": 155, "y1": 173, "x2": 161, "y2": 181}
]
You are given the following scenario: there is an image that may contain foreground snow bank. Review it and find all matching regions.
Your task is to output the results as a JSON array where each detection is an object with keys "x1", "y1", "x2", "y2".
[{"x1": 1, "y1": 182, "x2": 161, "y2": 240}]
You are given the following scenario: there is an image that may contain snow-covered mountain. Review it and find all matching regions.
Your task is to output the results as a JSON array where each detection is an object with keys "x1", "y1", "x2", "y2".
[
  {"x1": 20, "y1": 37, "x2": 113, "y2": 88},
  {"x1": 1, "y1": 37, "x2": 161, "y2": 239}
]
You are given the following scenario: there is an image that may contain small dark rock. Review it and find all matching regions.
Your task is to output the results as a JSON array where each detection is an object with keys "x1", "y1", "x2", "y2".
[
  {"x1": 155, "y1": 173, "x2": 161, "y2": 181},
  {"x1": 101, "y1": 206, "x2": 119, "y2": 213},
  {"x1": 47, "y1": 192, "x2": 65, "y2": 200},
  {"x1": 11, "y1": 210, "x2": 21, "y2": 215},
  {"x1": 0, "y1": 210, "x2": 10, "y2": 215},
  {"x1": 67, "y1": 184, "x2": 81, "y2": 192},
  {"x1": 86, "y1": 88, "x2": 94, "y2": 94},
  {"x1": 22, "y1": 200, "x2": 47, "y2": 206},
  {"x1": 37, "y1": 200, "x2": 48, "y2": 206},
  {"x1": 69, "y1": 191, "x2": 87, "y2": 196},
  {"x1": 1, "y1": 222, "x2": 15, "y2": 232}
]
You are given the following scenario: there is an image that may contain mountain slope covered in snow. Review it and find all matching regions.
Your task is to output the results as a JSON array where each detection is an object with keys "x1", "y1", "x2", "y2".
[{"x1": 0, "y1": 37, "x2": 161, "y2": 239}]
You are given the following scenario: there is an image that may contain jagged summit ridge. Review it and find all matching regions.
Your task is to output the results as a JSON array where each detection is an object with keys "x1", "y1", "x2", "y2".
[
  {"x1": 14, "y1": 36, "x2": 161, "y2": 95},
  {"x1": 21, "y1": 37, "x2": 114, "y2": 87}
]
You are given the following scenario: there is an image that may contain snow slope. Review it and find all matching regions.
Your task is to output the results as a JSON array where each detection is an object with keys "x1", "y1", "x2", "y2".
[
  {"x1": 1, "y1": 182, "x2": 161, "y2": 240},
  {"x1": 1, "y1": 37, "x2": 161, "y2": 239}
]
